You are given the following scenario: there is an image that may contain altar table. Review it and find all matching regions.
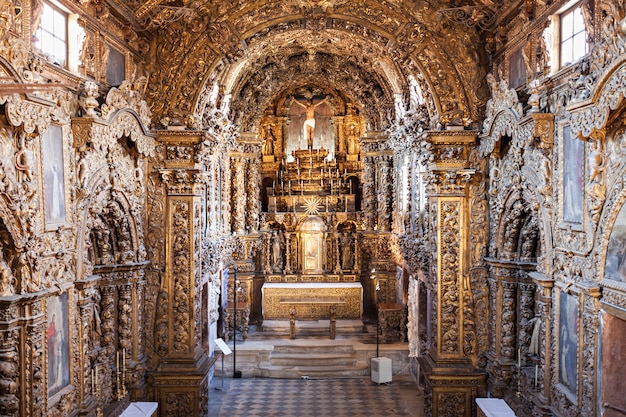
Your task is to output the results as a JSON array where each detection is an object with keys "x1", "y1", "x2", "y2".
[{"x1": 262, "y1": 282, "x2": 363, "y2": 320}]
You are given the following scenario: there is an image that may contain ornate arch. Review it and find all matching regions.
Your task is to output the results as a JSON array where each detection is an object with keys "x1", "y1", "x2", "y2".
[
  {"x1": 74, "y1": 105, "x2": 153, "y2": 278},
  {"x1": 593, "y1": 112, "x2": 626, "y2": 283},
  {"x1": 479, "y1": 75, "x2": 526, "y2": 158},
  {"x1": 145, "y1": 1, "x2": 488, "y2": 129},
  {"x1": 570, "y1": 57, "x2": 626, "y2": 139},
  {"x1": 76, "y1": 163, "x2": 145, "y2": 277}
]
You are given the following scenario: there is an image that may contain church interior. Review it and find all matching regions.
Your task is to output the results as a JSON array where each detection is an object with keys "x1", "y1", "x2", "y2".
[{"x1": 0, "y1": 0, "x2": 626, "y2": 415}]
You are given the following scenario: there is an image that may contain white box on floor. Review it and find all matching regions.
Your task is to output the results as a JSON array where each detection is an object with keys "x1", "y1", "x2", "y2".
[
  {"x1": 476, "y1": 398, "x2": 516, "y2": 417},
  {"x1": 371, "y1": 357, "x2": 392, "y2": 384}
]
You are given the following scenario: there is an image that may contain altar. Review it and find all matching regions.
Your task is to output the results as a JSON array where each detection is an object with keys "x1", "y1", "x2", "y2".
[{"x1": 262, "y1": 282, "x2": 363, "y2": 320}]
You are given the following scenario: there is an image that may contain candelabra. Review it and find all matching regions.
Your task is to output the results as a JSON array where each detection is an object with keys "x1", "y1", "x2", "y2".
[
  {"x1": 516, "y1": 348, "x2": 522, "y2": 397},
  {"x1": 115, "y1": 348, "x2": 127, "y2": 401}
]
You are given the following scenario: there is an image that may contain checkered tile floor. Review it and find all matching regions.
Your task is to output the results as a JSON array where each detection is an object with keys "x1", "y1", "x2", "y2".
[{"x1": 216, "y1": 377, "x2": 420, "y2": 417}]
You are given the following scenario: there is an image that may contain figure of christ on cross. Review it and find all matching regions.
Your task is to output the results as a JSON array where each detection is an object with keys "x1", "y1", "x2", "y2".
[{"x1": 292, "y1": 95, "x2": 329, "y2": 150}]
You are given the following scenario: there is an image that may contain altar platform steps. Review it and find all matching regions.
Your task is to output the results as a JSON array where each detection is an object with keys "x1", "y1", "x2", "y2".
[
  {"x1": 260, "y1": 319, "x2": 366, "y2": 338},
  {"x1": 258, "y1": 344, "x2": 370, "y2": 378},
  {"x1": 217, "y1": 324, "x2": 412, "y2": 379}
]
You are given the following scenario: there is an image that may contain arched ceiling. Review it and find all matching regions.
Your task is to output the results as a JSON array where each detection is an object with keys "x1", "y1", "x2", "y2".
[{"x1": 129, "y1": 0, "x2": 491, "y2": 132}]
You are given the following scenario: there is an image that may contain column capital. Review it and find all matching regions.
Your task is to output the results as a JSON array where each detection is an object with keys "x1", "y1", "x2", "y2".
[
  {"x1": 157, "y1": 130, "x2": 208, "y2": 169},
  {"x1": 159, "y1": 169, "x2": 210, "y2": 195},
  {"x1": 425, "y1": 130, "x2": 478, "y2": 169}
]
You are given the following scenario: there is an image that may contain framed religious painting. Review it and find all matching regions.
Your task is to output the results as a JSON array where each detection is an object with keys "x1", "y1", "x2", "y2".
[
  {"x1": 558, "y1": 289, "x2": 579, "y2": 397},
  {"x1": 41, "y1": 124, "x2": 66, "y2": 230},
  {"x1": 106, "y1": 45, "x2": 126, "y2": 87},
  {"x1": 604, "y1": 200, "x2": 626, "y2": 283},
  {"x1": 508, "y1": 46, "x2": 527, "y2": 89},
  {"x1": 561, "y1": 124, "x2": 584, "y2": 226},
  {"x1": 47, "y1": 292, "x2": 70, "y2": 398}
]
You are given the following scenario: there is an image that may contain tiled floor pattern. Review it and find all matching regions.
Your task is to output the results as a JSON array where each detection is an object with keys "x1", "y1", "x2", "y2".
[{"x1": 212, "y1": 376, "x2": 424, "y2": 417}]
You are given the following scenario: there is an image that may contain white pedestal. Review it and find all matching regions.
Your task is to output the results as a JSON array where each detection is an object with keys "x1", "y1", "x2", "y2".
[
  {"x1": 476, "y1": 398, "x2": 516, "y2": 417},
  {"x1": 371, "y1": 357, "x2": 392, "y2": 384},
  {"x1": 120, "y1": 402, "x2": 158, "y2": 417}
]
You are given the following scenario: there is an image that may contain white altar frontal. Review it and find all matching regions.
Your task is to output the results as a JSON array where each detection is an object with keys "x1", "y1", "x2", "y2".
[{"x1": 262, "y1": 282, "x2": 363, "y2": 320}]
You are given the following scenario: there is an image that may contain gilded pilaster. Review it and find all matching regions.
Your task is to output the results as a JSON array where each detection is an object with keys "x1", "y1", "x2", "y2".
[
  {"x1": 334, "y1": 117, "x2": 345, "y2": 155},
  {"x1": 377, "y1": 155, "x2": 392, "y2": 232},
  {"x1": 246, "y1": 159, "x2": 261, "y2": 232},
  {"x1": 579, "y1": 282, "x2": 601, "y2": 417},
  {"x1": 527, "y1": 272, "x2": 554, "y2": 415},
  {"x1": 153, "y1": 131, "x2": 212, "y2": 417},
  {"x1": 363, "y1": 156, "x2": 376, "y2": 231},
  {"x1": 0, "y1": 327, "x2": 20, "y2": 417},
  {"x1": 231, "y1": 157, "x2": 246, "y2": 233},
  {"x1": 284, "y1": 232, "x2": 292, "y2": 274},
  {"x1": 221, "y1": 159, "x2": 232, "y2": 234},
  {"x1": 418, "y1": 130, "x2": 486, "y2": 417}
]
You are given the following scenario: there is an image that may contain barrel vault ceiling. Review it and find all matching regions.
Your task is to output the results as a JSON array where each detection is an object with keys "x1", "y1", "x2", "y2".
[{"x1": 106, "y1": 0, "x2": 506, "y2": 132}]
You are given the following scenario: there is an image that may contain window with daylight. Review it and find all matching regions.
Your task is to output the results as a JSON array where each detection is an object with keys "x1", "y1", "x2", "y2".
[
  {"x1": 36, "y1": 2, "x2": 68, "y2": 67},
  {"x1": 560, "y1": 4, "x2": 588, "y2": 68}
]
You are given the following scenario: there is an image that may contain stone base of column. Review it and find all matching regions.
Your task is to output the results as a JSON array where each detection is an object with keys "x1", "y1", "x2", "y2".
[
  {"x1": 419, "y1": 353, "x2": 487, "y2": 417},
  {"x1": 151, "y1": 352, "x2": 214, "y2": 417}
]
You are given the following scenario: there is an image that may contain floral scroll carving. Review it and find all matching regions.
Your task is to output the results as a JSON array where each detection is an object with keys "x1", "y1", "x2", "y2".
[
  {"x1": 171, "y1": 200, "x2": 191, "y2": 354},
  {"x1": 440, "y1": 201, "x2": 461, "y2": 355}
]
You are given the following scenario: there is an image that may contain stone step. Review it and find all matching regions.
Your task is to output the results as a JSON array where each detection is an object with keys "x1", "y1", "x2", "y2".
[
  {"x1": 272, "y1": 344, "x2": 356, "y2": 354},
  {"x1": 261, "y1": 320, "x2": 366, "y2": 336},
  {"x1": 258, "y1": 360, "x2": 371, "y2": 379},
  {"x1": 270, "y1": 352, "x2": 358, "y2": 366}
]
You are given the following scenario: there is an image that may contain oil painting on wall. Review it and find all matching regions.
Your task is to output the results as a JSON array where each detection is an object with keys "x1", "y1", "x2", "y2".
[
  {"x1": 562, "y1": 125, "x2": 584, "y2": 225},
  {"x1": 41, "y1": 125, "x2": 66, "y2": 229},
  {"x1": 559, "y1": 291, "x2": 578, "y2": 395},
  {"x1": 47, "y1": 292, "x2": 69, "y2": 397},
  {"x1": 604, "y1": 200, "x2": 626, "y2": 282}
]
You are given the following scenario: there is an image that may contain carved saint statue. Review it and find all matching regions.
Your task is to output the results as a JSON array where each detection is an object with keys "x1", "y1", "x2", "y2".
[
  {"x1": 271, "y1": 231, "x2": 283, "y2": 271},
  {"x1": 262, "y1": 125, "x2": 275, "y2": 155},
  {"x1": 346, "y1": 123, "x2": 360, "y2": 155},
  {"x1": 341, "y1": 232, "x2": 354, "y2": 270},
  {"x1": 292, "y1": 95, "x2": 329, "y2": 150}
]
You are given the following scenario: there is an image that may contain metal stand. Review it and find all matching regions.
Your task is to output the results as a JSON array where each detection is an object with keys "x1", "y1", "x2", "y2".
[
  {"x1": 213, "y1": 338, "x2": 232, "y2": 391},
  {"x1": 232, "y1": 267, "x2": 242, "y2": 378},
  {"x1": 370, "y1": 268, "x2": 380, "y2": 358}
]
